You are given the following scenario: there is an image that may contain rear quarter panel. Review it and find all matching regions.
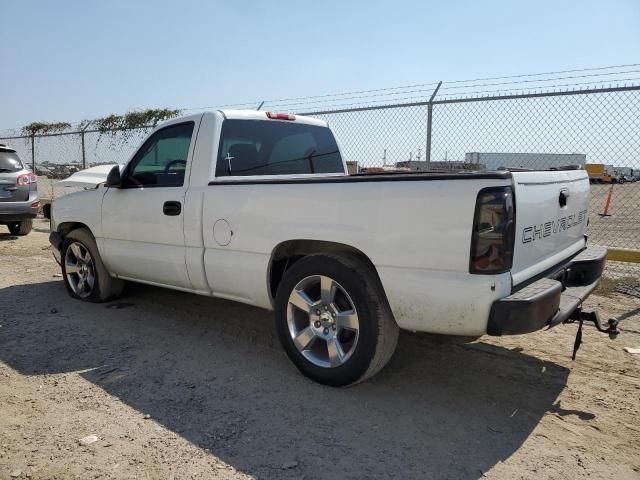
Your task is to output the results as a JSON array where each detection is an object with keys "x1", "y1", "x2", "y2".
[{"x1": 198, "y1": 177, "x2": 513, "y2": 335}]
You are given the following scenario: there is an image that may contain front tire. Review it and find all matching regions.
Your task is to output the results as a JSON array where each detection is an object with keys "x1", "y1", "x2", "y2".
[
  {"x1": 7, "y1": 219, "x2": 32, "y2": 236},
  {"x1": 275, "y1": 254, "x2": 399, "y2": 386},
  {"x1": 61, "y1": 228, "x2": 124, "y2": 302}
]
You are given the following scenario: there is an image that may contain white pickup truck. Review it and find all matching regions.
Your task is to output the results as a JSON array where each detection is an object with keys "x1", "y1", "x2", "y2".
[{"x1": 49, "y1": 110, "x2": 609, "y2": 386}]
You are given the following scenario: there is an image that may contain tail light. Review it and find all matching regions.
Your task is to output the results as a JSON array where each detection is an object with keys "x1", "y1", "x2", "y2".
[
  {"x1": 470, "y1": 186, "x2": 515, "y2": 274},
  {"x1": 266, "y1": 112, "x2": 295, "y2": 121},
  {"x1": 17, "y1": 173, "x2": 37, "y2": 185}
]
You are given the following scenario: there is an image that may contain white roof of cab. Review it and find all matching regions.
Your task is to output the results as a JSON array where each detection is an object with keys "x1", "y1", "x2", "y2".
[{"x1": 219, "y1": 109, "x2": 328, "y2": 127}]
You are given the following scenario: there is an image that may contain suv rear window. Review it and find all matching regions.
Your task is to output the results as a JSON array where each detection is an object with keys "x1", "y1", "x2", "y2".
[
  {"x1": 215, "y1": 120, "x2": 343, "y2": 177},
  {"x1": 0, "y1": 151, "x2": 24, "y2": 172}
]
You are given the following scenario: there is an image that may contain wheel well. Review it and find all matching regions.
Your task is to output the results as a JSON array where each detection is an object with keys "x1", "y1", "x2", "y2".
[
  {"x1": 268, "y1": 240, "x2": 381, "y2": 302},
  {"x1": 57, "y1": 222, "x2": 91, "y2": 238}
]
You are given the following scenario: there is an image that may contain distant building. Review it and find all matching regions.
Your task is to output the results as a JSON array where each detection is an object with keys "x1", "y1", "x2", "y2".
[
  {"x1": 395, "y1": 160, "x2": 483, "y2": 171},
  {"x1": 465, "y1": 152, "x2": 586, "y2": 171},
  {"x1": 395, "y1": 161, "x2": 428, "y2": 171},
  {"x1": 429, "y1": 161, "x2": 485, "y2": 171}
]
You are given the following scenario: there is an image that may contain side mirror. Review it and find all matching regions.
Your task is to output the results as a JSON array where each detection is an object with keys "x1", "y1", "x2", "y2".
[{"x1": 105, "y1": 165, "x2": 121, "y2": 187}]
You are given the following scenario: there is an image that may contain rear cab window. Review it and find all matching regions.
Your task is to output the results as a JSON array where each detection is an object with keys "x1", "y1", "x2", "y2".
[
  {"x1": 215, "y1": 120, "x2": 344, "y2": 178},
  {"x1": 0, "y1": 150, "x2": 24, "y2": 172}
]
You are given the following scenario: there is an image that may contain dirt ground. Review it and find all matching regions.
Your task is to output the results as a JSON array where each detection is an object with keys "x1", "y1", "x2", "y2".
[{"x1": 1, "y1": 219, "x2": 639, "y2": 480}]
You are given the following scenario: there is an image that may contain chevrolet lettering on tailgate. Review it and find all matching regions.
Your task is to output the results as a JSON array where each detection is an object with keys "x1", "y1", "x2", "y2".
[{"x1": 522, "y1": 209, "x2": 588, "y2": 244}]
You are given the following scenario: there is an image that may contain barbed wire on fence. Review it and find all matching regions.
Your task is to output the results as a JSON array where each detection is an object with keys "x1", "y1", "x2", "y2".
[{"x1": 2, "y1": 62, "x2": 640, "y2": 136}]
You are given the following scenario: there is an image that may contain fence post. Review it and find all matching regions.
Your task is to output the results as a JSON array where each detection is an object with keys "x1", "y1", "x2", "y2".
[
  {"x1": 30, "y1": 135, "x2": 35, "y2": 171},
  {"x1": 425, "y1": 81, "x2": 442, "y2": 171},
  {"x1": 81, "y1": 130, "x2": 86, "y2": 169}
]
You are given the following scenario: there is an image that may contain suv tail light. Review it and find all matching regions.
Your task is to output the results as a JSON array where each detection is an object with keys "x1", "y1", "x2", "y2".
[
  {"x1": 17, "y1": 173, "x2": 37, "y2": 185},
  {"x1": 266, "y1": 112, "x2": 295, "y2": 121},
  {"x1": 470, "y1": 186, "x2": 515, "y2": 274}
]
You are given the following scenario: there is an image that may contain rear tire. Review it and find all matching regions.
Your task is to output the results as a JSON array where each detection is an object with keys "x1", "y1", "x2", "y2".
[
  {"x1": 61, "y1": 228, "x2": 124, "y2": 302},
  {"x1": 275, "y1": 254, "x2": 399, "y2": 386},
  {"x1": 7, "y1": 219, "x2": 32, "y2": 236}
]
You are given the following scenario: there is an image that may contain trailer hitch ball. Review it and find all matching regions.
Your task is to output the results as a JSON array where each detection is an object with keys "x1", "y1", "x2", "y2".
[{"x1": 607, "y1": 318, "x2": 620, "y2": 339}]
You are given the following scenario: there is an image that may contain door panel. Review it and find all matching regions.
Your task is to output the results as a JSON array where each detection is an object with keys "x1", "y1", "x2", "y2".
[
  {"x1": 100, "y1": 119, "x2": 200, "y2": 289},
  {"x1": 102, "y1": 187, "x2": 191, "y2": 288}
]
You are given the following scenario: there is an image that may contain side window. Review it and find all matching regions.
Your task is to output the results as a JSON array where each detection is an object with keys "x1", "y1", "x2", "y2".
[
  {"x1": 215, "y1": 120, "x2": 343, "y2": 177},
  {"x1": 125, "y1": 122, "x2": 194, "y2": 187}
]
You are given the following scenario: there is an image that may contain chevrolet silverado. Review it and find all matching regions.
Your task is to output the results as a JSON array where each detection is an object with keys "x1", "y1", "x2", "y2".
[{"x1": 49, "y1": 111, "x2": 608, "y2": 386}]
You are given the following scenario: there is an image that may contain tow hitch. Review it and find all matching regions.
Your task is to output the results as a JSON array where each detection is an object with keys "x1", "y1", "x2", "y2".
[{"x1": 565, "y1": 309, "x2": 620, "y2": 360}]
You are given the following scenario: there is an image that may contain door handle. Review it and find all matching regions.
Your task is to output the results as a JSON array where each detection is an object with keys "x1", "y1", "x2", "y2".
[{"x1": 163, "y1": 201, "x2": 182, "y2": 216}]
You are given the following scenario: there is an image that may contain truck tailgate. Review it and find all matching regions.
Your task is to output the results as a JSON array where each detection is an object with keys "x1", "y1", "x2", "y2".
[{"x1": 511, "y1": 169, "x2": 590, "y2": 286}]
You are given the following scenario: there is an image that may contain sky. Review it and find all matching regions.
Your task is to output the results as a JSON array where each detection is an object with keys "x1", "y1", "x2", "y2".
[{"x1": 1, "y1": 0, "x2": 639, "y2": 132}]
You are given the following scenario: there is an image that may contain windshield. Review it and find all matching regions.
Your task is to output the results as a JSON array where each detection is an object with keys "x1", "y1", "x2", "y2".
[
  {"x1": 0, "y1": 151, "x2": 24, "y2": 172},
  {"x1": 216, "y1": 120, "x2": 344, "y2": 177}
]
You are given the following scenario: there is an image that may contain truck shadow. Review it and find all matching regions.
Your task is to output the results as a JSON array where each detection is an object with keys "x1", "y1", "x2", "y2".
[{"x1": 0, "y1": 280, "x2": 571, "y2": 479}]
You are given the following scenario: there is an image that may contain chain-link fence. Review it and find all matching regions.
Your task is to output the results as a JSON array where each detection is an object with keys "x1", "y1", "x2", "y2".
[
  {"x1": 305, "y1": 85, "x2": 640, "y2": 277},
  {"x1": 0, "y1": 127, "x2": 151, "y2": 200},
  {"x1": 1, "y1": 84, "x2": 639, "y2": 276}
]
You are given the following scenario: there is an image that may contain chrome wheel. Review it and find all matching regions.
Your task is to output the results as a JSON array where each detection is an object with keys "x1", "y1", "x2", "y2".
[
  {"x1": 64, "y1": 242, "x2": 95, "y2": 298},
  {"x1": 287, "y1": 275, "x2": 360, "y2": 368}
]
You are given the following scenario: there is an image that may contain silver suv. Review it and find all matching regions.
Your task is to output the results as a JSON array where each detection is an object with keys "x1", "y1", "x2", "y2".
[{"x1": 0, "y1": 144, "x2": 39, "y2": 235}]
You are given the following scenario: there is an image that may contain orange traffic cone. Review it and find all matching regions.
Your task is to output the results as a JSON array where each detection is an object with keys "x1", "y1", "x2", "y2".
[{"x1": 599, "y1": 183, "x2": 614, "y2": 217}]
